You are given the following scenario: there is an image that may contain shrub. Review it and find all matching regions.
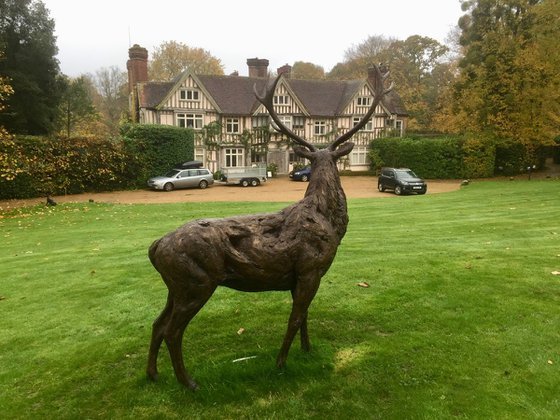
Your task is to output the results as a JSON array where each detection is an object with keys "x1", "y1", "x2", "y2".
[
  {"x1": 0, "y1": 136, "x2": 134, "y2": 199},
  {"x1": 266, "y1": 162, "x2": 278, "y2": 177},
  {"x1": 120, "y1": 123, "x2": 194, "y2": 185},
  {"x1": 460, "y1": 136, "x2": 495, "y2": 178},
  {"x1": 369, "y1": 136, "x2": 496, "y2": 179}
]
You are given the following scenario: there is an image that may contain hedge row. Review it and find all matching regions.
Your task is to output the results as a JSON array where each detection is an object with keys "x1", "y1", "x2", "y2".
[
  {"x1": 369, "y1": 136, "x2": 551, "y2": 179},
  {"x1": 120, "y1": 123, "x2": 194, "y2": 182},
  {"x1": 0, "y1": 124, "x2": 194, "y2": 200}
]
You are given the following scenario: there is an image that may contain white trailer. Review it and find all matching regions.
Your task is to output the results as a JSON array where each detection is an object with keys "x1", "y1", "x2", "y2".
[{"x1": 220, "y1": 165, "x2": 268, "y2": 187}]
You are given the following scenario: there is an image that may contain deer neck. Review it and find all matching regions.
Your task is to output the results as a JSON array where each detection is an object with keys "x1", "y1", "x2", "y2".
[{"x1": 303, "y1": 161, "x2": 348, "y2": 238}]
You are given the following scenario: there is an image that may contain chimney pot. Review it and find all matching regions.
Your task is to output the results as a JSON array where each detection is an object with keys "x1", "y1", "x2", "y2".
[
  {"x1": 127, "y1": 45, "x2": 148, "y2": 93},
  {"x1": 247, "y1": 58, "x2": 269, "y2": 78},
  {"x1": 277, "y1": 64, "x2": 292, "y2": 78}
]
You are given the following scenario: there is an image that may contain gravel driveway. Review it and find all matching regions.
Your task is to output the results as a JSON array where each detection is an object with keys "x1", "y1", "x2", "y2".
[{"x1": 1, "y1": 176, "x2": 461, "y2": 209}]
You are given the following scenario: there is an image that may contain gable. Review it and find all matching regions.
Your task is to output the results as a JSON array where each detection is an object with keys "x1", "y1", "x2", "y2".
[
  {"x1": 155, "y1": 72, "x2": 220, "y2": 112},
  {"x1": 252, "y1": 78, "x2": 309, "y2": 116},
  {"x1": 338, "y1": 82, "x2": 392, "y2": 117}
]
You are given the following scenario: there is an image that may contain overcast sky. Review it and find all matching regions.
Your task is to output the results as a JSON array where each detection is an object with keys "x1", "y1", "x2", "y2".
[{"x1": 42, "y1": 0, "x2": 464, "y2": 77}]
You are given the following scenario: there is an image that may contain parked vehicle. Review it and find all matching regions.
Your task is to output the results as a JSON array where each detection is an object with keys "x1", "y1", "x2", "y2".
[
  {"x1": 174, "y1": 160, "x2": 204, "y2": 169},
  {"x1": 378, "y1": 167, "x2": 427, "y2": 195},
  {"x1": 220, "y1": 165, "x2": 267, "y2": 187},
  {"x1": 147, "y1": 167, "x2": 214, "y2": 191},
  {"x1": 289, "y1": 166, "x2": 312, "y2": 182}
]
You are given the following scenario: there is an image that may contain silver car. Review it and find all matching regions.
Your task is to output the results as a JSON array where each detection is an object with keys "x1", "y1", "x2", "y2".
[{"x1": 147, "y1": 168, "x2": 214, "y2": 191}]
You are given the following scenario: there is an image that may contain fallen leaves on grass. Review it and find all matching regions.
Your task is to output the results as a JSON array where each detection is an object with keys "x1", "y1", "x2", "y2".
[
  {"x1": 551, "y1": 271, "x2": 560, "y2": 275},
  {"x1": 357, "y1": 282, "x2": 370, "y2": 288}
]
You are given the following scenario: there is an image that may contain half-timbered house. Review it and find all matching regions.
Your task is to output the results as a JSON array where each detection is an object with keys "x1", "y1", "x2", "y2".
[{"x1": 127, "y1": 44, "x2": 408, "y2": 174}]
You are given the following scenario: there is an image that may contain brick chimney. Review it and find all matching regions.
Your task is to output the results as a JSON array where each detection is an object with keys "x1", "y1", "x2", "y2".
[
  {"x1": 277, "y1": 64, "x2": 292, "y2": 78},
  {"x1": 127, "y1": 44, "x2": 148, "y2": 93},
  {"x1": 246, "y1": 58, "x2": 269, "y2": 78}
]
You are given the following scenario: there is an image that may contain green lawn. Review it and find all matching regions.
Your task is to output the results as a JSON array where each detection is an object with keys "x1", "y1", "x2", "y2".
[{"x1": 1, "y1": 180, "x2": 559, "y2": 419}]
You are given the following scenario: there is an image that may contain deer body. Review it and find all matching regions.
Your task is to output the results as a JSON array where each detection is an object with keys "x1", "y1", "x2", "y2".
[{"x1": 147, "y1": 66, "x2": 390, "y2": 389}]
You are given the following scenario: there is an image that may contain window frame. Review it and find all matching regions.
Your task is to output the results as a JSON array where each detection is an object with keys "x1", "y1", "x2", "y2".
[
  {"x1": 224, "y1": 147, "x2": 244, "y2": 167},
  {"x1": 356, "y1": 96, "x2": 371, "y2": 107},
  {"x1": 350, "y1": 146, "x2": 368, "y2": 165},
  {"x1": 225, "y1": 117, "x2": 240, "y2": 134},
  {"x1": 353, "y1": 116, "x2": 373, "y2": 132},
  {"x1": 177, "y1": 113, "x2": 204, "y2": 129},
  {"x1": 179, "y1": 89, "x2": 200, "y2": 102},
  {"x1": 273, "y1": 95, "x2": 290, "y2": 105},
  {"x1": 314, "y1": 120, "x2": 327, "y2": 136}
]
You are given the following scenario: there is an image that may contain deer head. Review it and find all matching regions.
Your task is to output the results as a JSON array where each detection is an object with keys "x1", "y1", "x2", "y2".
[{"x1": 254, "y1": 64, "x2": 393, "y2": 165}]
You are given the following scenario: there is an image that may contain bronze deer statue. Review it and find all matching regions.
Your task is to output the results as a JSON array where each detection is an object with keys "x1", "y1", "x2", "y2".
[{"x1": 146, "y1": 65, "x2": 392, "y2": 389}]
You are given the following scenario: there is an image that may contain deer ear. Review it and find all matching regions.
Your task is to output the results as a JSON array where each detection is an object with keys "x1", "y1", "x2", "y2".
[
  {"x1": 332, "y1": 142, "x2": 354, "y2": 159},
  {"x1": 294, "y1": 146, "x2": 314, "y2": 160}
]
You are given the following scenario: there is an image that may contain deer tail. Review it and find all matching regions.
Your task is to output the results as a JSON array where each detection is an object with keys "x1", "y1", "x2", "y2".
[{"x1": 148, "y1": 238, "x2": 161, "y2": 267}]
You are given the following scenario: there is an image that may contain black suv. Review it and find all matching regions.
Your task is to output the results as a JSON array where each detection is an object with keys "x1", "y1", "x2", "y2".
[{"x1": 378, "y1": 167, "x2": 427, "y2": 195}]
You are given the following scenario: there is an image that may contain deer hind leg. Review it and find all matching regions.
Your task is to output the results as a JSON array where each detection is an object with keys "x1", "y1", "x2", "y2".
[
  {"x1": 299, "y1": 312, "x2": 310, "y2": 352},
  {"x1": 164, "y1": 286, "x2": 216, "y2": 390},
  {"x1": 147, "y1": 293, "x2": 173, "y2": 381},
  {"x1": 276, "y1": 280, "x2": 320, "y2": 368}
]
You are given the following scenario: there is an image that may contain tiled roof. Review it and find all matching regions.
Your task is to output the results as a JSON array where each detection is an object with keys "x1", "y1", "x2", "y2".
[
  {"x1": 197, "y1": 75, "x2": 268, "y2": 115},
  {"x1": 284, "y1": 79, "x2": 362, "y2": 116},
  {"x1": 137, "y1": 73, "x2": 407, "y2": 116},
  {"x1": 138, "y1": 82, "x2": 173, "y2": 108},
  {"x1": 383, "y1": 90, "x2": 408, "y2": 116}
]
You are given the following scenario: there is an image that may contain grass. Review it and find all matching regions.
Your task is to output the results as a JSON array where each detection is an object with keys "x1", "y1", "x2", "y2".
[{"x1": 0, "y1": 179, "x2": 559, "y2": 419}]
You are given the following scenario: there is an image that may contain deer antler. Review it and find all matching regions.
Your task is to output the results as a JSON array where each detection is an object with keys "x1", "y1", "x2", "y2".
[
  {"x1": 254, "y1": 64, "x2": 392, "y2": 153},
  {"x1": 254, "y1": 76, "x2": 318, "y2": 152},
  {"x1": 328, "y1": 64, "x2": 393, "y2": 151}
]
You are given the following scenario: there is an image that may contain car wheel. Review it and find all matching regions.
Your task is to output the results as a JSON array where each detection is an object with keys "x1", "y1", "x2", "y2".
[
  {"x1": 301, "y1": 175, "x2": 309, "y2": 182},
  {"x1": 250, "y1": 178, "x2": 259, "y2": 186},
  {"x1": 241, "y1": 179, "x2": 249, "y2": 187},
  {"x1": 199, "y1": 180, "x2": 208, "y2": 189},
  {"x1": 378, "y1": 183, "x2": 385, "y2": 192},
  {"x1": 163, "y1": 182, "x2": 174, "y2": 192},
  {"x1": 418, "y1": 189, "x2": 427, "y2": 195},
  {"x1": 394, "y1": 185, "x2": 403, "y2": 195}
]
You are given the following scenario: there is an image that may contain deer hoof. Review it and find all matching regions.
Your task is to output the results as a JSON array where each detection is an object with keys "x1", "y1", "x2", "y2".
[
  {"x1": 184, "y1": 379, "x2": 199, "y2": 391},
  {"x1": 146, "y1": 370, "x2": 159, "y2": 382}
]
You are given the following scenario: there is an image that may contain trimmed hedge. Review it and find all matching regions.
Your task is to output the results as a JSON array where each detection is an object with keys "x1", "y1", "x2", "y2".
[
  {"x1": 369, "y1": 135, "x2": 553, "y2": 179},
  {"x1": 0, "y1": 136, "x2": 134, "y2": 199},
  {"x1": 120, "y1": 123, "x2": 194, "y2": 184},
  {"x1": 0, "y1": 124, "x2": 195, "y2": 200},
  {"x1": 370, "y1": 136, "x2": 494, "y2": 179}
]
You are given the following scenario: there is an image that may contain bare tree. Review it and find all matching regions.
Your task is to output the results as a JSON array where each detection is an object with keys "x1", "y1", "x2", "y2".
[{"x1": 95, "y1": 66, "x2": 128, "y2": 135}]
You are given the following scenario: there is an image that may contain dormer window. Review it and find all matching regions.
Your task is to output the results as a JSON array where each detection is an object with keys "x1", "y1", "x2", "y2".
[
  {"x1": 273, "y1": 95, "x2": 290, "y2": 105},
  {"x1": 180, "y1": 89, "x2": 200, "y2": 101},
  {"x1": 356, "y1": 96, "x2": 371, "y2": 107}
]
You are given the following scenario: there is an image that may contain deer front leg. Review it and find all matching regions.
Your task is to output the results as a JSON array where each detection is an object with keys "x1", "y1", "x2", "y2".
[
  {"x1": 277, "y1": 279, "x2": 320, "y2": 368},
  {"x1": 290, "y1": 289, "x2": 310, "y2": 352}
]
